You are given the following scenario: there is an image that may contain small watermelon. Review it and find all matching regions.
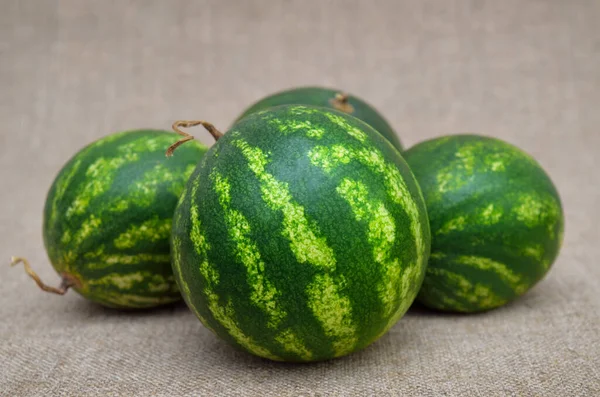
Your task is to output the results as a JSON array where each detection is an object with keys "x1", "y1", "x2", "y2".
[
  {"x1": 403, "y1": 135, "x2": 564, "y2": 313},
  {"x1": 14, "y1": 130, "x2": 207, "y2": 309},
  {"x1": 234, "y1": 86, "x2": 403, "y2": 152},
  {"x1": 170, "y1": 105, "x2": 430, "y2": 362}
]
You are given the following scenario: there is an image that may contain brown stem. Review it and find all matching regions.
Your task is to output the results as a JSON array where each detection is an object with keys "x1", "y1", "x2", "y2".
[
  {"x1": 166, "y1": 120, "x2": 223, "y2": 157},
  {"x1": 329, "y1": 92, "x2": 355, "y2": 114},
  {"x1": 10, "y1": 256, "x2": 72, "y2": 295}
]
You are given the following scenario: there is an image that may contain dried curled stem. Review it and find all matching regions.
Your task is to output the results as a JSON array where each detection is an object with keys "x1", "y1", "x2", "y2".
[
  {"x1": 166, "y1": 120, "x2": 223, "y2": 157},
  {"x1": 330, "y1": 92, "x2": 355, "y2": 114},
  {"x1": 10, "y1": 256, "x2": 72, "y2": 295}
]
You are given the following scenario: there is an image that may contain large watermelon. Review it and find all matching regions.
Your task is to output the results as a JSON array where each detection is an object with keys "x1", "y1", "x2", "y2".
[
  {"x1": 403, "y1": 135, "x2": 564, "y2": 313},
  {"x1": 171, "y1": 105, "x2": 430, "y2": 362},
  {"x1": 32, "y1": 129, "x2": 207, "y2": 309},
  {"x1": 234, "y1": 86, "x2": 404, "y2": 152}
]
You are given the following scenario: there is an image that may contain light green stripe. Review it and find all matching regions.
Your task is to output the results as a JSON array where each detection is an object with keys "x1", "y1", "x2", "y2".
[
  {"x1": 233, "y1": 139, "x2": 357, "y2": 355},
  {"x1": 427, "y1": 267, "x2": 509, "y2": 310},
  {"x1": 50, "y1": 158, "x2": 82, "y2": 228},
  {"x1": 90, "y1": 292, "x2": 178, "y2": 308},
  {"x1": 436, "y1": 215, "x2": 467, "y2": 235},
  {"x1": 117, "y1": 134, "x2": 179, "y2": 155},
  {"x1": 286, "y1": 105, "x2": 323, "y2": 117},
  {"x1": 337, "y1": 178, "x2": 417, "y2": 337},
  {"x1": 268, "y1": 118, "x2": 326, "y2": 138},
  {"x1": 522, "y1": 244, "x2": 544, "y2": 262},
  {"x1": 232, "y1": 139, "x2": 336, "y2": 270},
  {"x1": 189, "y1": 178, "x2": 211, "y2": 262},
  {"x1": 104, "y1": 253, "x2": 170, "y2": 266},
  {"x1": 127, "y1": 163, "x2": 171, "y2": 207},
  {"x1": 208, "y1": 294, "x2": 280, "y2": 360},
  {"x1": 212, "y1": 171, "x2": 287, "y2": 328},
  {"x1": 83, "y1": 247, "x2": 170, "y2": 269},
  {"x1": 322, "y1": 112, "x2": 367, "y2": 142},
  {"x1": 306, "y1": 274, "x2": 357, "y2": 357},
  {"x1": 172, "y1": 236, "x2": 214, "y2": 333},
  {"x1": 114, "y1": 216, "x2": 171, "y2": 249},
  {"x1": 88, "y1": 271, "x2": 146, "y2": 289},
  {"x1": 87, "y1": 271, "x2": 174, "y2": 293},
  {"x1": 513, "y1": 193, "x2": 561, "y2": 239},
  {"x1": 66, "y1": 214, "x2": 101, "y2": 246},
  {"x1": 436, "y1": 203, "x2": 504, "y2": 235},
  {"x1": 336, "y1": 179, "x2": 400, "y2": 316},
  {"x1": 513, "y1": 194, "x2": 544, "y2": 227},
  {"x1": 187, "y1": 184, "x2": 280, "y2": 360},
  {"x1": 455, "y1": 255, "x2": 527, "y2": 294},
  {"x1": 66, "y1": 134, "x2": 184, "y2": 217},
  {"x1": 420, "y1": 284, "x2": 470, "y2": 312},
  {"x1": 479, "y1": 203, "x2": 503, "y2": 225},
  {"x1": 308, "y1": 144, "x2": 426, "y2": 285},
  {"x1": 66, "y1": 156, "x2": 133, "y2": 218},
  {"x1": 127, "y1": 161, "x2": 193, "y2": 209},
  {"x1": 275, "y1": 329, "x2": 313, "y2": 361}
]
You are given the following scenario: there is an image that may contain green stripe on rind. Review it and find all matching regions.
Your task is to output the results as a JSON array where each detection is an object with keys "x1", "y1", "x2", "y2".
[
  {"x1": 336, "y1": 179, "x2": 400, "y2": 317},
  {"x1": 83, "y1": 291, "x2": 179, "y2": 309},
  {"x1": 232, "y1": 138, "x2": 358, "y2": 356},
  {"x1": 84, "y1": 251, "x2": 172, "y2": 269},
  {"x1": 171, "y1": 236, "x2": 215, "y2": 334},
  {"x1": 268, "y1": 118, "x2": 326, "y2": 139},
  {"x1": 334, "y1": 177, "x2": 425, "y2": 337},
  {"x1": 179, "y1": 176, "x2": 281, "y2": 360},
  {"x1": 87, "y1": 271, "x2": 174, "y2": 292},
  {"x1": 231, "y1": 139, "x2": 336, "y2": 270},
  {"x1": 456, "y1": 255, "x2": 528, "y2": 295},
  {"x1": 308, "y1": 144, "x2": 428, "y2": 294},
  {"x1": 420, "y1": 266, "x2": 509, "y2": 312},
  {"x1": 211, "y1": 171, "x2": 287, "y2": 328},
  {"x1": 211, "y1": 169, "x2": 319, "y2": 360},
  {"x1": 42, "y1": 130, "x2": 207, "y2": 309},
  {"x1": 114, "y1": 217, "x2": 172, "y2": 249},
  {"x1": 274, "y1": 330, "x2": 313, "y2": 360},
  {"x1": 404, "y1": 134, "x2": 564, "y2": 312},
  {"x1": 305, "y1": 274, "x2": 357, "y2": 357},
  {"x1": 49, "y1": 158, "x2": 82, "y2": 230}
]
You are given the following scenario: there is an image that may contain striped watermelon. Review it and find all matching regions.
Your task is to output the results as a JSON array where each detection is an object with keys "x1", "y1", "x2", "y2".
[
  {"x1": 171, "y1": 105, "x2": 430, "y2": 362},
  {"x1": 37, "y1": 129, "x2": 207, "y2": 309},
  {"x1": 235, "y1": 86, "x2": 403, "y2": 152},
  {"x1": 403, "y1": 135, "x2": 564, "y2": 313}
]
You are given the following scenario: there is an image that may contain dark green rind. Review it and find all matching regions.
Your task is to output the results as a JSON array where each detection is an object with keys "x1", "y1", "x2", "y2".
[
  {"x1": 172, "y1": 105, "x2": 430, "y2": 362},
  {"x1": 234, "y1": 86, "x2": 403, "y2": 152},
  {"x1": 42, "y1": 130, "x2": 207, "y2": 309},
  {"x1": 404, "y1": 135, "x2": 564, "y2": 313}
]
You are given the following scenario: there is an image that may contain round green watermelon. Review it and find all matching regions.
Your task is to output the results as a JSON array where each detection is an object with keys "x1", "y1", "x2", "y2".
[
  {"x1": 234, "y1": 86, "x2": 403, "y2": 152},
  {"x1": 171, "y1": 105, "x2": 430, "y2": 362},
  {"x1": 38, "y1": 129, "x2": 207, "y2": 309},
  {"x1": 403, "y1": 135, "x2": 564, "y2": 313}
]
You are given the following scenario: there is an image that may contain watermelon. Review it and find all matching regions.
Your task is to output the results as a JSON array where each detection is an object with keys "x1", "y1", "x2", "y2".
[
  {"x1": 170, "y1": 105, "x2": 430, "y2": 362},
  {"x1": 23, "y1": 129, "x2": 207, "y2": 309},
  {"x1": 403, "y1": 135, "x2": 564, "y2": 313},
  {"x1": 235, "y1": 86, "x2": 403, "y2": 152}
]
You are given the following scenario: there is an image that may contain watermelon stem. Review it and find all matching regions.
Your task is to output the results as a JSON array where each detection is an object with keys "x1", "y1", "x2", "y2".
[
  {"x1": 329, "y1": 93, "x2": 354, "y2": 114},
  {"x1": 167, "y1": 120, "x2": 223, "y2": 157},
  {"x1": 10, "y1": 256, "x2": 73, "y2": 295}
]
